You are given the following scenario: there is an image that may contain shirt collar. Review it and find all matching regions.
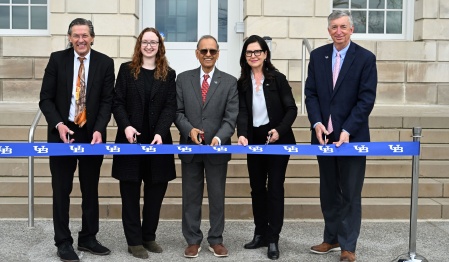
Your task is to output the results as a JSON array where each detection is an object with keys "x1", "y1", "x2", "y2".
[
  {"x1": 74, "y1": 50, "x2": 91, "y2": 61},
  {"x1": 201, "y1": 67, "x2": 215, "y2": 79},
  {"x1": 333, "y1": 41, "x2": 350, "y2": 58}
]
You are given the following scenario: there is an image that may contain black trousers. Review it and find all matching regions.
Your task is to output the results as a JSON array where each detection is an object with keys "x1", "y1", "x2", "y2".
[
  {"x1": 317, "y1": 133, "x2": 366, "y2": 252},
  {"x1": 247, "y1": 124, "x2": 289, "y2": 243},
  {"x1": 50, "y1": 122, "x2": 103, "y2": 247},
  {"x1": 119, "y1": 179, "x2": 168, "y2": 246}
]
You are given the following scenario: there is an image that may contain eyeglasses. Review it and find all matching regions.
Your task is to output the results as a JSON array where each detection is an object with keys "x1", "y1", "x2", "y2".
[
  {"x1": 198, "y1": 49, "x2": 218, "y2": 56},
  {"x1": 141, "y1": 41, "x2": 159, "y2": 47},
  {"x1": 245, "y1": 50, "x2": 264, "y2": 57}
]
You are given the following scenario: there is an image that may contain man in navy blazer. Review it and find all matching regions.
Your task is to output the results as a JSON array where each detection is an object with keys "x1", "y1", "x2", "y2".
[
  {"x1": 39, "y1": 18, "x2": 114, "y2": 262},
  {"x1": 305, "y1": 10, "x2": 377, "y2": 262}
]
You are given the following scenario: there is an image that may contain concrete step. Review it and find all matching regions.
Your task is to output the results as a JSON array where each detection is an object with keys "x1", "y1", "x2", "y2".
[
  {"x1": 2, "y1": 158, "x2": 448, "y2": 178},
  {"x1": 1, "y1": 177, "x2": 447, "y2": 198},
  {"x1": 1, "y1": 196, "x2": 447, "y2": 219}
]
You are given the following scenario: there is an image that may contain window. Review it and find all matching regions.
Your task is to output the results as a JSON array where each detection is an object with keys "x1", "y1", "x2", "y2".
[
  {"x1": 332, "y1": 0, "x2": 414, "y2": 40},
  {"x1": 155, "y1": 0, "x2": 198, "y2": 42},
  {"x1": 0, "y1": 0, "x2": 49, "y2": 36}
]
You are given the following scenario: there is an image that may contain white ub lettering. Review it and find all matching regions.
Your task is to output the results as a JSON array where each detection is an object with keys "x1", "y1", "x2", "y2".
[
  {"x1": 177, "y1": 146, "x2": 192, "y2": 152},
  {"x1": 389, "y1": 144, "x2": 403, "y2": 153},
  {"x1": 354, "y1": 145, "x2": 369, "y2": 153},
  {"x1": 283, "y1": 146, "x2": 298, "y2": 153},
  {"x1": 33, "y1": 145, "x2": 49, "y2": 154},
  {"x1": 106, "y1": 145, "x2": 121, "y2": 153},
  {"x1": 70, "y1": 145, "x2": 84, "y2": 153},
  {"x1": 141, "y1": 146, "x2": 156, "y2": 153},
  {"x1": 0, "y1": 146, "x2": 12, "y2": 154},
  {"x1": 318, "y1": 145, "x2": 333, "y2": 154},
  {"x1": 213, "y1": 146, "x2": 227, "y2": 152},
  {"x1": 248, "y1": 146, "x2": 263, "y2": 153}
]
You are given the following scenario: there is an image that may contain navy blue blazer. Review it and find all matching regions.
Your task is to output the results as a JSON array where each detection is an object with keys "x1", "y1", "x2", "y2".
[{"x1": 305, "y1": 41, "x2": 377, "y2": 143}]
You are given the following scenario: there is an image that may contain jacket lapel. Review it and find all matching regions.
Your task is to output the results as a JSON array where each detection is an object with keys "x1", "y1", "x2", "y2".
[
  {"x1": 324, "y1": 45, "x2": 334, "y2": 96},
  {"x1": 135, "y1": 71, "x2": 145, "y2": 108},
  {"x1": 190, "y1": 67, "x2": 203, "y2": 107},
  {"x1": 65, "y1": 49, "x2": 75, "y2": 107},
  {"x1": 86, "y1": 50, "x2": 97, "y2": 100}
]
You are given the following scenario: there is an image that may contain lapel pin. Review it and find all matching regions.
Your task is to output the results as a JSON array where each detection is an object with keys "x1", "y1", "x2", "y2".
[
  {"x1": 214, "y1": 81, "x2": 218, "y2": 84},
  {"x1": 325, "y1": 56, "x2": 329, "y2": 59}
]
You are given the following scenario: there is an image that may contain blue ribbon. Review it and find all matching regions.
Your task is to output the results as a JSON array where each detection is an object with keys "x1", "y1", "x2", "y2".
[{"x1": 0, "y1": 142, "x2": 419, "y2": 157}]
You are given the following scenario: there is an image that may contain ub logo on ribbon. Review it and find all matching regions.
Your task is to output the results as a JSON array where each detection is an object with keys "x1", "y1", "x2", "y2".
[
  {"x1": 106, "y1": 145, "x2": 120, "y2": 153},
  {"x1": 177, "y1": 146, "x2": 192, "y2": 153},
  {"x1": 354, "y1": 145, "x2": 369, "y2": 153},
  {"x1": 70, "y1": 145, "x2": 84, "y2": 153},
  {"x1": 248, "y1": 146, "x2": 263, "y2": 153},
  {"x1": 213, "y1": 146, "x2": 227, "y2": 152},
  {"x1": 318, "y1": 145, "x2": 333, "y2": 154},
  {"x1": 388, "y1": 144, "x2": 403, "y2": 153},
  {"x1": 33, "y1": 145, "x2": 48, "y2": 154},
  {"x1": 0, "y1": 146, "x2": 12, "y2": 155},
  {"x1": 141, "y1": 145, "x2": 156, "y2": 153},
  {"x1": 283, "y1": 146, "x2": 298, "y2": 153}
]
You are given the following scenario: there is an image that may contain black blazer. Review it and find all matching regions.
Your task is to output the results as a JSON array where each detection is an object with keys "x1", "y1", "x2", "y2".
[
  {"x1": 39, "y1": 48, "x2": 115, "y2": 143},
  {"x1": 237, "y1": 70, "x2": 297, "y2": 144},
  {"x1": 111, "y1": 62, "x2": 176, "y2": 183},
  {"x1": 305, "y1": 42, "x2": 377, "y2": 143}
]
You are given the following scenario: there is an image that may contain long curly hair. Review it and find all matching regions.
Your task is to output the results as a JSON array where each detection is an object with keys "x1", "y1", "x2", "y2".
[
  {"x1": 129, "y1": 27, "x2": 169, "y2": 81},
  {"x1": 237, "y1": 35, "x2": 277, "y2": 92}
]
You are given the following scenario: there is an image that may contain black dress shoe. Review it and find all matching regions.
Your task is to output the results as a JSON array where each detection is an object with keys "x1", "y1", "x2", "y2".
[
  {"x1": 244, "y1": 235, "x2": 268, "y2": 249},
  {"x1": 77, "y1": 239, "x2": 111, "y2": 255},
  {"x1": 267, "y1": 242, "x2": 280, "y2": 260},
  {"x1": 57, "y1": 242, "x2": 80, "y2": 262}
]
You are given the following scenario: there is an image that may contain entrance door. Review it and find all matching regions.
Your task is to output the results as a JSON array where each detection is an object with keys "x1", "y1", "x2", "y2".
[{"x1": 141, "y1": 0, "x2": 243, "y2": 78}]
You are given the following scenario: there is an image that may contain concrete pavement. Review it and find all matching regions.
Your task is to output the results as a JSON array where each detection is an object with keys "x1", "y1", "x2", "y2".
[{"x1": 1, "y1": 219, "x2": 448, "y2": 261}]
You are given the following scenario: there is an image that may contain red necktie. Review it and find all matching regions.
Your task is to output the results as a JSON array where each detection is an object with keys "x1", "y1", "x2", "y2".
[
  {"x1": 201, "y1": 74, "x2": 210, "y2": 103},
  {"x1": 328, "y1": 52, "x2": 340, "y2": 134}
]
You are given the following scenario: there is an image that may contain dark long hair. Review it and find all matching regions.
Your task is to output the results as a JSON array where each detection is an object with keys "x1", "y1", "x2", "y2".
[
  {"x1": 129, "y1": 27, "x2": 169, "y2": 81},
  {"x1": 237, "y1": 35, "x2": 277, "y2": 91}
]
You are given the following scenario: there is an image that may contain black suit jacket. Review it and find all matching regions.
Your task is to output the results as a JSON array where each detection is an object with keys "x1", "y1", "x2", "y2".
[
  {"x1": 237, "y1": 70, "x2": 297, "y2": 144},
  {"x1": 39, "y1": 48, "x2": 115, "y2": 143},
  {"x1": 305, "y1": 42, "x2": 377, "y2": 143},
  {"x1": 111, "y1": 62, "x2": 176, "y2": 183}
]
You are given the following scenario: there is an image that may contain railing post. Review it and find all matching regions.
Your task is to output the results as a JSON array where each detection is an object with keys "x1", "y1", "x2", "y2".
[
  {"x1": 397, "y1": 127, "x2": 428, "y2": 262},
  {"x1": 301, "y1": 39, "x2": 312, "y2": 115},
  {"x1": 28, "y1": 109, "x2": 42, "y2": 228}
]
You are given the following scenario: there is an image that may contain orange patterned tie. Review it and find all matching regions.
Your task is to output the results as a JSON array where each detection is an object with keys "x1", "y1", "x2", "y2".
[{"x1": 74, "y1": 57, "x2": 87, "y2": 127}]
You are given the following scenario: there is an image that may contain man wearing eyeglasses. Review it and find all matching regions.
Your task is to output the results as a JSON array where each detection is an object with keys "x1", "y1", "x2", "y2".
[
  {"x1": 39, "y1": 18, "x2": 114, "y2": 262},
  {"x1": 175, "y1": 35, "x2": 238, "y2": 258}
]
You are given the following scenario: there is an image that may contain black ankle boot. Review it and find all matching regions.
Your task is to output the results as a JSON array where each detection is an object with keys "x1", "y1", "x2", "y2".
[
  {"x1": 267, "y1": 242, "x2": 279, "y2": 260},
  {"x1": 243, "y1": 235, "x2": 267, "y2": 249}
]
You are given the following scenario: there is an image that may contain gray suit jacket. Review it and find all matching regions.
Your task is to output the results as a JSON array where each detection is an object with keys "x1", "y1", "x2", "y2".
[{"x1": 175, "y1": 66, "x2": 238, "y2": 164}]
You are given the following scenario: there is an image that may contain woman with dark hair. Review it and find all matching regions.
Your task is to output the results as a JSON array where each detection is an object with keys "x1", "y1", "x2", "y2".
[
  {"x1": 112, "y1": 27, "x2": 176, "y2": 259},
  {"x1": 237, "y1": 35, "x2": 297, "y2": 260}
]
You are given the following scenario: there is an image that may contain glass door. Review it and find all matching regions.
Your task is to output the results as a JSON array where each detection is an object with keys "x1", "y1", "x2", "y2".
[{"x1": 142, "y1": 0, "x2": 243, "y2": 77}]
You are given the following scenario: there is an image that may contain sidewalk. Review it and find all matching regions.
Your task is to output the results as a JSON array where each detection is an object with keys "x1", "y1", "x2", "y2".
[{"x1": 1, "y1": 219, "x2": 448, "y2": 262}]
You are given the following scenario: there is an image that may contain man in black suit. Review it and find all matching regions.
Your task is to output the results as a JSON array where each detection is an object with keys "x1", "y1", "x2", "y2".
[
  {"x1": 305, "y1": 10, "x2": 377, "y2": 262},
  {"x1": 39, "y1": 18, "x2": 114, "y2": 262}
]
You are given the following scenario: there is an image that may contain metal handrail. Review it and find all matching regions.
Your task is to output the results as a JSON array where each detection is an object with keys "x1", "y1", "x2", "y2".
[
  {"x1": 28, "y1": 109, "x2": 42, "y2": 227},
  {"x1": 301, "y1": 38, "x2": 312, "y2": 115}
]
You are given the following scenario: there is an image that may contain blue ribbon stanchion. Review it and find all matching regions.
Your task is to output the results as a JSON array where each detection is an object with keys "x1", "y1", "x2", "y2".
[{"x1": 0, "y1": 141, "x2": 419, "y2": 157}]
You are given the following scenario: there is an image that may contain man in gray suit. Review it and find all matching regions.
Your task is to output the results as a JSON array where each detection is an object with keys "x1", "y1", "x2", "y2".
[{"x1": 175, "y1": 35, "x2": 238, "y2": 258}]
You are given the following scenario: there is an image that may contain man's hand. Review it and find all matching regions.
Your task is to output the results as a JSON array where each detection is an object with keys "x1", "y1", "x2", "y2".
[
  {"x1": 57, "y1": 123, "x2": 74, "y2": 143},
  {"x1": 238, "y1": 136, "x2": 248, "y2": 146},
  {"x1": 210, "y1": 137, "x2": 220, "y2": 146},
  {"x1": 334, "y1": 131, "x2": 350, "y2": 147},
  {"x1": 314, "y1": 123, "x2": 329, "y2": 145},
  {"x1": 190, "y1": 128, "x2": 203, "y2": 145},
  {"x1": 151, "y1": 134, "x2": 163, "y2": 145},
  {"x1": 125, "y1": 126, "x2": 141, "y2": 143},
  {"x1": 91, "y1": 131, "x2": 102, "y2": 144}
]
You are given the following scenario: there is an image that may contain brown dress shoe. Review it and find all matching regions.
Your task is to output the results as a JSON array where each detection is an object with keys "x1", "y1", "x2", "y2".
[
  {"x1": 310, "y1": 242, "x2": 341, "y2": 254},
  {"x1": 340, "y1": 250, "x2": 356, "y2": 262},
  {"x1": 184, "y1": 244, "x2": 201, "y2": 258},
  {"x1": 208, "y1": 243, "x2": 228, "y2": 257}
]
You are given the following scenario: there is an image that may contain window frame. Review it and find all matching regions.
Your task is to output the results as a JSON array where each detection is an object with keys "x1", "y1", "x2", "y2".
[
  {"x1": 0, "y1": 0, "x2": 50, "y2": 36},
  {"x1": 331, "y1": 0, "x2": 414, "y2": 41}
]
